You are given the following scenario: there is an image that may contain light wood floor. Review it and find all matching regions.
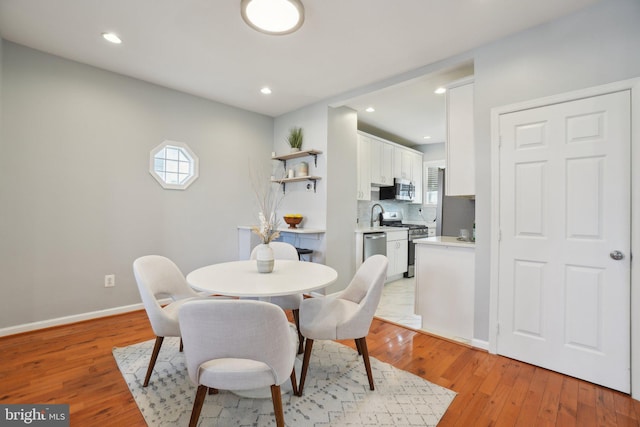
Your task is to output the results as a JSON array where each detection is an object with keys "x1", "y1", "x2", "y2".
[{"x1": 1, "y1": 310, "x2": 639, "y2": 426}]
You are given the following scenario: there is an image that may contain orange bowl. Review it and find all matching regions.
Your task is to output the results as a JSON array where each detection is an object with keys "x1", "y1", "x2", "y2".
[{"x1": 283, "y1": 216, "x2": 303, "y2": 229}]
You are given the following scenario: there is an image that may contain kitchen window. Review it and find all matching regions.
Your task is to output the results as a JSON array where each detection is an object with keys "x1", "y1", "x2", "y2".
[
  {"x1": 149, "y1": 140, "x2": 199, "y2": 190},
  {"x1": 423, "y1": 160, "x2": 444, "y2": 205}
]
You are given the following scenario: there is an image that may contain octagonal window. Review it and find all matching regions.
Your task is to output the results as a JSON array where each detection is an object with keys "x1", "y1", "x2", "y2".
[{"x1": 150, "y1": 140, "x2": 199, "y2": 190}]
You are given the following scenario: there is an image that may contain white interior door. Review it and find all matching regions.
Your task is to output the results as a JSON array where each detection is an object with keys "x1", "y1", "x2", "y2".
[{"x1": 497, "y1": 90, "x2": 631, "y2": 392}]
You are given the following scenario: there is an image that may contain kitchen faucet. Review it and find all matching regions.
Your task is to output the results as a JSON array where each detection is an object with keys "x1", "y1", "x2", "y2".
[{"x1": 370, "y1": 203, "x2": 385, "y2": 227}]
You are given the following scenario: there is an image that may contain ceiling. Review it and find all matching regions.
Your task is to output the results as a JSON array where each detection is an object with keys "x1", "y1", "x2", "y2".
[
  {"x1": 340, "y1": 62, "x2": 475, "y2": 146},
  {"x1": 0, "y1": 0, "x2": 600, "y2": 143}
]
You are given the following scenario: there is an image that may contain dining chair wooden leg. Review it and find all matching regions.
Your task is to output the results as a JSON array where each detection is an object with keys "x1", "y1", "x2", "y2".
[
  {"x1": 357, "y1": 337, "x2": 375, "y2": 390},
  {"x1": 297, "y1": 338, "x2": 314, "y2": 396},
  {"x1": 270, "y1": 385, "x2": 285, "y2": 427},
  {"x1": 289, "y1": 367, "x2": 298, "y2": 396},
  {"x1": 355, "y1": 338, "x2": 363, "y2": 356},
  {"x1": 180, "y1": 338, "x2": 183, "y2": 352},
  {"x1": 143, "y1": 336, "x2": 164, "y2": 387},
  {"x1": 292, "y1": 309, "x2": 304, "y2": 354},
  {"x1": 189, "y1": 385, "x2": 208, "y2": 427}
]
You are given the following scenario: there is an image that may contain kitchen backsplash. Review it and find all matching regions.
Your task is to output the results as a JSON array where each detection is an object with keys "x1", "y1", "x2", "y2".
[{"x1": 357, "y1": 200, "x2": 436, "y2": 227}]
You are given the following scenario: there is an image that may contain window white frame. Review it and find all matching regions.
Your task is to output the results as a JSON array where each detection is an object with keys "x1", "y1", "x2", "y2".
[
  {"x1": 422, "y1": 160, "x2": 445, "y2": 206},
  {"x1": 149, "y1": 140, "x2": 199, "y2": 190}
]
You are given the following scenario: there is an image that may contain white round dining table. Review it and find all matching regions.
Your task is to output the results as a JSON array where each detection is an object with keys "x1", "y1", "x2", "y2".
[{"x1": 186, "y1": 259, "x2": 338, "y2": 298}]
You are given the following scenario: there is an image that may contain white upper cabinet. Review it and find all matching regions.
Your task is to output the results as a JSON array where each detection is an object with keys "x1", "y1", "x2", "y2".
[
  {"x1": 357, "y1": 131, "x2": 423, "y2": 202},
  {"x1": 356, "y1": 134, "x2": 371, "y2": 201},
  {"x1": 445, "y1": 78, "x2": 475, "y2": 196},
  {"x1": 393, "y1": 146, "x2": 412, "y2": 180},
  {"x1": 393, "y1": 146, "x2": 423, "y2": 204},
  {"x1": 410, "y1": 151, "x2": 423, "y2": 204},
  {"x1": 370, "y1": 137, "x2": 393, "y2": 186}
]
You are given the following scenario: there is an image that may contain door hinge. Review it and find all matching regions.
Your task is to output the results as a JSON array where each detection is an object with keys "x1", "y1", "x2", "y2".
[
  {"x1": 498, "y1": 230, "x2": 502, "y2": 242},
  {"x1": 496, "y1": 323, "x2": 500, "y2": 335}
]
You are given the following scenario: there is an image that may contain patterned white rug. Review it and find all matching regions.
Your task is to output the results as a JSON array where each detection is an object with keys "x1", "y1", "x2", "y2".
[{"x1": 113, "y1": 337, "x2": 455, "y2": 426}]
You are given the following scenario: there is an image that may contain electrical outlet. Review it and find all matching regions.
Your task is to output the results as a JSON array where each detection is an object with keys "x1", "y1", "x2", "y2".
[{"x1": 104, "y1": 274, "x2": 115, "y2": 287}]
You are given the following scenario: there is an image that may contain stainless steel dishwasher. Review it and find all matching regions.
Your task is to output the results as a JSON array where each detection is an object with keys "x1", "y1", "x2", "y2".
[{"x1": 363, "y1": 232, "x2": 387, "y2": 261}]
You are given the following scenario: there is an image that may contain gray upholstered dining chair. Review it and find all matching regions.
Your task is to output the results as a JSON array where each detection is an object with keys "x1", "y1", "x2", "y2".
[
  {"x1": 250, "y1": 241, "x2": 305, "y2": 353},
  {"x1": 179, "y1": 299, "x2": 298, "y2": 427},
  {"x1": 132, "y1": 255, "x2": 204, "y2": 387},
  {"x1": 296, "y1": 254, "x2": 388, "y2": 396}
]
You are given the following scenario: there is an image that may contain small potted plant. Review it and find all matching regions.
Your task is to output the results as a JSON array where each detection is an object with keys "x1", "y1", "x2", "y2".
[{"x1": 286, "y1": 127, "x2": 303, "y2": 153}]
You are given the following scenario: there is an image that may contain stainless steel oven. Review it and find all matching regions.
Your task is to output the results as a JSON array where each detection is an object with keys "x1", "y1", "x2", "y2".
[
  {"x1": 379, "y1": 212, "x2": 429, "y2": 278},
  {"x1": 405, "y1": 227, "x2": 430, "y2": 277}
]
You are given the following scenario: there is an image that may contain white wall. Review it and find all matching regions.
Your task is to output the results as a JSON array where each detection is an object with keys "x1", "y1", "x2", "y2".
[
  {"x1": 472, "y1": 0, "x2": 640, "y2": 341},
  {"x1": 0, "y1": 41, "x2": 273, "y2": 329},
  {"x1": 273, "y1": 103, "x2": 328, "y2": 231},
  {"x1": 325, "y1": 106, "x2": 358, "y2": 294},
  {"x1": 272, "y1": 103, "x2": 329, "y2": 278},
  {"x1": 273, "y1": 104, "x2": 358, "y2": 294},
  {"x1": 416, "y1": 142, "x2": 445, "y2": 163}
]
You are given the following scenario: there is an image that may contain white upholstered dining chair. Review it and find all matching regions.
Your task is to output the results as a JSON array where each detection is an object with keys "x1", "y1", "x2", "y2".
[
  {"x1": 132, "y1": 255, "x2": 204, "y2": 387},
  {"x1": 296, "y1": 254, "x2": 388, "y2": 396},
  {"x1": 250, "y1": 241, "x2": 305, "y2": 353},
  {"x1": 179, "y1": 299, "x2": 298, "y2": 427}
]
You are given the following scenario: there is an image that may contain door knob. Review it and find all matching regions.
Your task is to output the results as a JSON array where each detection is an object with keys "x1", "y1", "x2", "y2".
[{"x1": 610, "y1": 250, "x2": 625, "y2": 260}]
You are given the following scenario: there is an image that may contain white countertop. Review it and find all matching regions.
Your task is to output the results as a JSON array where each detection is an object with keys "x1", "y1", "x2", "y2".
[
  {"x1": 355, "y1": 226, "x2": 409, "y2": 233},
  {"x1": 238, "y1": 225, "x2": 325, "y2": 234},
  {"x1": 414, "y1": 236, "x2": 475, "y2": 248}
]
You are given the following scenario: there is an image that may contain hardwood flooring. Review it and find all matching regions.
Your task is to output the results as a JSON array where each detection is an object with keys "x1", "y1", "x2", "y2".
[{"x1": 1, "y1": 310, "x2": 639, "y2": 426}]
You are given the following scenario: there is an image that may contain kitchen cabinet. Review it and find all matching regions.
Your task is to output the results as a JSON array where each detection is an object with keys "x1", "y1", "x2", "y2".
[
  {"x1": 393, "y1": 147, "x2": 413, "y2": 180},
  {"x1": 414, "y1": 237, "x2": 474, "y2": 343},
  {"x1": 410, "y1": 151, "x2": 423, "y2": 204},
  {"x1": 445, "y1": 78, "x2": 475, "y2": 196},
  {"x1": 369, "y1": 137, "x2": 393, "y2": 186},
  {"x1": 393, "y1": 146, "x2": 423, "y2": 204},
  {"x1": 385, "y1": 229, "x2": 408, "y2": 279},
  {"x1": 356, "y1": 134, "x2": 371, "y2": 200},
  {"x1": 356, "y1": 131, "x2": 422, "y2": 201}
]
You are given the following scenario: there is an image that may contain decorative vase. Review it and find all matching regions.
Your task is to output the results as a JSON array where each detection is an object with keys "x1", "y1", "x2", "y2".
[
  {"x1": 290, "y1": 147, "x2": 301, "y2": 153},
  {"x1": 255, "y1": 243, "x2": 274, "y2": 273},
  {"x1": 294, "y1": 162, "x2": 308, "y2": 177}
]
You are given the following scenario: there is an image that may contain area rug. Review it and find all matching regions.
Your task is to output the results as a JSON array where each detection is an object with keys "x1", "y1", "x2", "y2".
[{"x1": 113, "y1": 337, "x2": 456, "y2": 426}]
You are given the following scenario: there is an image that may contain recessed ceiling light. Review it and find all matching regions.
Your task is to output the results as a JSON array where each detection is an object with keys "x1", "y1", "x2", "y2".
[
  {"x1": 260, "y1": 87, "x2": 272, "y2": 95},
  {"x1": 102, "y1": 32, "x2": 122, "y2": 44},
  {"x1": 241, "y1": 0, "x2": 305, "y2": 35},
  {"x1": 434, "y1": 87, "x2": 446, "y2": 95},
  {"x1": 423, "y1": 136, "x2": 432, "y2": 140},
  {"x1": 365, "y1": 107, "x2": 375, "y2": 113}
]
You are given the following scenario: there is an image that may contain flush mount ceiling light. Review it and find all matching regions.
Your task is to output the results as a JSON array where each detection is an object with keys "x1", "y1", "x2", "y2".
[
  {"x1": 241, "y1": 0, "x2": 304, "y2": 35},
  {"x1": 365, "y1": 107, "x2": 375, "y2": 113},
  {"x1": 101, "y1": 32, "x2": 122, "y2": 44},
  {"x1": 434, "y1": 87, "x2": 446, "y2": 95},
  {"x1": 260, "y1": 87, "x2": 272, "y2": 94}
]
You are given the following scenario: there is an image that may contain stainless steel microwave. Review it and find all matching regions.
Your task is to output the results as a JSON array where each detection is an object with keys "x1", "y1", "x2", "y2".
[{"x1": 379, "y1": 178, "x2": 415, "y2": 201}]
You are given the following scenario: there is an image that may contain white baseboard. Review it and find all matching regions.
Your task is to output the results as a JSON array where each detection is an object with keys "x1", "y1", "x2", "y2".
[
  {"x1": 471, "y1": 338, "x2": 489, "y2": 351},
  {"x1": 0, "y1": 302, "x2": 151, "y2": 338}
]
